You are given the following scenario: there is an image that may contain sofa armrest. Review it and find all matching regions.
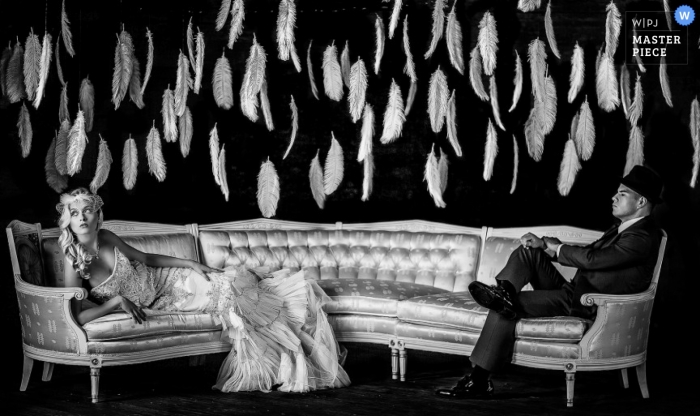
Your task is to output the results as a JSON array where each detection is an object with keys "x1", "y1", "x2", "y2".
[{"x1": 580, "y1": 287, "x2": 655, "y2": 307}]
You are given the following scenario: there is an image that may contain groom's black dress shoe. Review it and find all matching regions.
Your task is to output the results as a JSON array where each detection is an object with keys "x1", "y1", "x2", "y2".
[
  {"x1": 468, "y1": 281, "x2": 518, "y2": 320},
  {"x1": 435, "y1": 378, "x2": 494, "y2": 399}
]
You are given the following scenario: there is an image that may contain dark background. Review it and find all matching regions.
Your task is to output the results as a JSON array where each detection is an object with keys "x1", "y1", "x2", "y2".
[{"x1": 1, "y1": 0, "x2": 698, "y2": 395}]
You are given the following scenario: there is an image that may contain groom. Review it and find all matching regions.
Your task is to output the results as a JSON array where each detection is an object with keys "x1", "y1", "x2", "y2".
[{"x1": 436, "y1": 165, "x2": 664, "y2": 398}]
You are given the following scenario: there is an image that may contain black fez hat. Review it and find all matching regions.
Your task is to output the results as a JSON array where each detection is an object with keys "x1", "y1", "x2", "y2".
[{"x1": 620, "y1": 165, "x2": 663, "y2": 203}]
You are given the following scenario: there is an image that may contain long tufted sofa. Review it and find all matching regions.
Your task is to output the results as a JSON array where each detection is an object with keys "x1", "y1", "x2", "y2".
[{"x1": 7, "y1": 219, "x2": 666, "y2": 406}]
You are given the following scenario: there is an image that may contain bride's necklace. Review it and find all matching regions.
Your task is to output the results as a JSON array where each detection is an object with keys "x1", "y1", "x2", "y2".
[{"x1": 89, "y1": 241, "x2": 101, "y2": 259}]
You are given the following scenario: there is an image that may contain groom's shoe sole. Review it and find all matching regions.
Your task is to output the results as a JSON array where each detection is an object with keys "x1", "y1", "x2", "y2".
[{"x1": 468, "y1": 282, "x2": 518, "y2": 320}]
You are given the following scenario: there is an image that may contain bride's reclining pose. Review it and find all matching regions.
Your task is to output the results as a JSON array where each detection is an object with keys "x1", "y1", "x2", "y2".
[{"x1": 58, "y1": 187, "x2": 350, "y2": 393}]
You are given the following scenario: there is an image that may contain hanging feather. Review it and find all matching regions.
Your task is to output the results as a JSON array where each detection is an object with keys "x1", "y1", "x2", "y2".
[
  {"x1": 128, "y1": 57, "x2": 145, "y2": 109},
  {"x1": 405, "y1": 81, "x2": 418, "y2": 116},
  {"x1": 240, "y1": 37, "x2": 266, "y2": 122},
  {"x1": 0, "y1": 44, "x2": 12, "y2": 98},
  {"x1": 66, "y1": 110, "x2": 87, "y2": 175},
  {"x1": 557, "y1": 139, "x2": 581, "y2": 196},
  {"x1": 380, "y1": 79, "x2": 405, "y2": 144},
  {"x1": 510, "y1": 135, "x2": 519, "y2": 194},
  {"x1": 517, "y1": 0, "x2": 542, "y2": 12},
  {"x1": 446, "y1": 2, "x2": 464, "y2": 75},
  {"x1": 179, "y1": 106, "x2": 193, "y2": 157},
  {"x1": 690, "y1": 97, "x2": 699, "y2": 188},
  {"x1": 358, "y1": 150, "x2": 374, "y2": 203},
  {"x1": 402, "y1": 16, "x2": 417, "y2": 83},
  {"x1": 605, "y1": 1, "x2": 621, "y2": 58},
  {"x1": 340, "y1": 41, "x2": 351, "y2": 88},
  {"x1": 324, "y1": 133, "x2": 344, "y2": 195},
  {"x1": 629, "y1": 73, "x2": 644, "y2": 126},
  {"x1": 542, "y1": 75, "x2": 557, "y2": 134},
  {"x1": 438, "y1": 148, "x2": 448, "y2": 195},
  {"x1": 18, "y1": 102, "x2": 32, "y2": 158},
  {"x1": 306, "y1": 40, "x2": 319, "y2": 100},
  {"x1": 478, "y1": 11, "x2": 499, "y2": 76},
  {"x1": 322, "y1": 42, "x2": 343, "y2": 101},
  {"x1": 228, "y1": 0, "x2": 245, "y2": 49},
  {"x1": 424, "y1": 144, "x2": 446, "y2": 208},
  {"x1": 7, "y1": 42, "x2": 26, "y2": 103},
  {"x1": 59, "y1": 83, "x2": 69, "y2": 123},
  {"x1": 80, "y1": 78, "x2": 95, "y2": 132},
  {"x1": 194, "y1": 29, "x2": 205, "y2": 94},
  {"x1": 524, "y1": 107, "x2": 544, "y2": 162},
  {"x1": 283, "y1": 95, "x2": 299, "y2": 159},
  {"x1": 90, "y1": 136, "x2": 112, "y2": 194},
  {"x1": 348, "y1": 58, "x2": 368, "y2": 123},
  {"x1": 544, "y1": 0, "x2": 561, "y2": 59},
  {"x1": 257, "y1": 159, "x2": 281, "y2": 218},
  {"x1": 122, "y1": 137, "x2": 138, "y2": 190},
  {"x1": 425, "y1": 0, "x2": 445, "y2": 60},
  {"x1": 624, "y1": 125, "x2": 645, "y2": 176},
  {"x1": 570, "y1": 108, "x2": 580, "y2": 140},
  {"x1": 260, "y1": 79, "x2": 274, "y2": 131},
  {"x1": 659, "y1": 56, "x2": 673, "y2": 108},
  {"x1": 277, "y1": 0, "x2": 301, "y2": 72},
  {"x1": 374, "y1": 14, "x2": 385, "y2": 75},
  {"x1": 528, "y1": 38, "x2": 547, "y2": 102},
  {"x1": 216, "y1": 0, "x2": 232, "y2": 31},
  {"x1": 446, "y1": 89, "x2": 462, "y2": 157},
  {"x1": 575, "y1": 97, "x2": 595, "y2": 161},
  {"x1": 209, "y1": 124, "x2": 221, "y2": 186},
  {"x1": 174, "y1": 51, "x2": 192, "y2": 117},
  {"x1": 469, "y1": 47, "x2": 489, "y2": 102},
  {"x1": 631, "y1": 25, "x2": 647, "y2": 73},
  {"x1": 596, "y1": 53, "x2": 619, "y2": 112},
  {"x1": 61, "y1": 0, "x2": 75, "y2": 57},
  {"x1": 33, "y1": 32, "x2": 52, "y2": 108},
  {"x1": 389, "y1": 0, "x2": 403, "y2": 39},
  {"x1": 24, "y1": 29, "x2": 41, "y2": 102},
  {"x1": 662, "y1": 0, "x2": 673, "y2": 32},
  {"x1": 567, "y1": 42, "x2": 584, "y2": 103},
  {"x1": 309, "y1": 150, "x2": 325, "y2": 209},
  {"x1": 186, "y1": 18, "x2": 195, "y2": 70},
  {"x1": 141, "y1": 29, "x2": 154, "y2": 96},
  {"x1": 428, "y1": 67, "x2": 448, "y2": 133},
  {"x1": 619, "y1": 64, "x2": 631, "y2": 117},
  {"x1": 55, "y1": 119, "x2": 71, "y2": 175},
  {"x1": 219, "y1": 145, "x2": 229, "y2": 201},
  {"x1": 483, "y1": 119, "x2": 499, "y2": 181},
  {"x1": 46, "y1": 136, "x2": 69, "y2": 193},
  {"x1": 213, "y1": 52, "x2": 234, "y2": 110},
  {"x1": 113, "y1": 30, "x2": 134, "y2": 110},
  {"x1": 489, "y1": 75, "x2": 505, "y2": 131},
  {"x1": 358, "y1": 103, "x2": 374, "y2": 162},
  {"x1": 146, "y1": 123, "x2": 167, "y2": 182},
  {"x1": 162, "y1": 87, "x2": 178, "y2": 142},
  {"x1": 55, "y1": 34, "x2": 65, "y2": 87},
  {"x1": 508, "y1": 51, "x2": 523, "y2": 112}
]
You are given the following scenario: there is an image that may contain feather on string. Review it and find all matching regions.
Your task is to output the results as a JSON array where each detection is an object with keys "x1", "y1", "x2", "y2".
[
  {"x1": 438, "y1": 148, "x2": 448, "y2": 195},
  {"x1": 358, "y1": 103, "x2": 374, "y2": 162},
  {"x1": 389, "y1": 0, "x2": 403, "y2": 39},
  {"x1": 80, "y1": 78, "x2": 94, "y2": 132},
  {"x1": 162, "y1": 87, "x2": 178, "y2": 142},
  {"x1": 557, "y1": 138, "x2": 581, "y2": 196},
  {"x1": 568, "y1": 42, "x2": 584, "y2": 103},
  {"x1": 625, "y1": 125, "x2": 645, "y2": 176},
  {"x1": 374, "y1": 14, "x2": 385, "y2": 75},
  {"x1": 309, "y1": 150, "x2": 325, "y2": 209},
  {"x1": 489, "y1": 75, "x2": 505, "y2": 130},
  {"x1": 146, "y1": 122, "x2": 167, "y2": 182},
  {"x1": 7, "y1": 42, "x2": 26, "y2": 103},
  {"x1": 33, "y1": 31, "x2": 50, "y2": 108},
  {"x1": 659, "y1": 56, "x2": 673, "y2": 108},
  {"x1": 24, "y1": 29, "x2": 40, "y2": 102},
  {"x1": 219, "y1": 145, "x2": 229, "y2": 201},
  {"x1": 605, "y1": 1, "x2": 621, "y2": 58},
  {"x1": 283, "y1": 95, "x2": 299, "y2": 159},
  {"x1": 402, "y1": 16, "x2": 417, "y2": 83},
  {"x1": 322, "y1": 42, "x2": 343, "y2": 101},
  {"x1": 61, "y1": 0, "x2": 75, "y2": 57},
  {"x1": 446, "y1": 89, "x2": 462, "y2": 157},
  {"x1": 228, "y1": 0, "x2": 245, "y2": 49},
  {"x1": 348, "y1": 58, "x2": 368, "y2": 123},
  {"x1": 620, "y1": 64, "x2": 631, "y2": 117},
  {"x1": 629, "y1": 73, "x2": 644, "y2": 126},
  {"x1": 112, "y1": 30, "x2": 134, "y2": 110},
  {"x1": 141, "y1": 29, "x2": 154, "y2": 96},
  {"x1": 209, "y1": 124, "x2": 221, "y2": 186},
  {"x1": 324, "y1": 133, "x2": 344, "y2": 195},
  {"x1": 469, "y1": 47, "x2": 489, "y2": 102},
  {"x1": 55, "y1": 34, "x2": 65, "y2": 86},
  {"x1": 129, "y1": 57, "x2": 145, "y2": 109},
  {"x1": 306, "y1": 40, "x2": 319, "y2": 100},
  {"x1": 508, "y1": 51, "x2": 523, "y2": 112},
  {"x1": 690, "y1": 97, "x2": 699, "y2": 188},
  {"x1": 596, "y1": 53, "x2": 619, "y2": 112},
  {"x1": 528, "y1": 38, "x2": 547, "y2": 102},
  {"x1": 18, "y1": 102, "x2": 32, "y2": 158},
  {"x1": 445, "y1": 2, "x2": 464, "y2": 75},
  {"x1": 361, "y1": 151, "x2": 374, "y2": 202},
  {"x1": 478, "y1": 11, "x2": 499, "y2": 76},
  {"x1": 179, "y1": 106, "x2": 193, "y2": 157},
  {"x1": 260, "y1": 79, "x2": 274, "y2": 131},
  {"x1": 216, "y1": 0, "x2": 232, "y2": 31},
  {"x1": 380, "y1": 79, "x2": 405, "y2": 144},
  {"x1": 428, "y1": 66, "x2": 448, "y2": 133},
  {"x1": 174, "y1": 51, "x2": 192, "y2": 117},
  {"x1": 574, "y1": 97, "x2": 595, "y2": 161},
  {"x1": 59, "y1": 83, "x2": 69, "y2": 123},
  {"x1": 510, "y1": 135, "x2": 519, "y2": 194},
  {"x1": 340, "y1": 41, "x2": 351, "y2": 88},
  {"x1": 425, "y1": 0, "x2": 446, "y2": 60},
  {"x1": 66, "y1": 110, "x2": 87, "y2": 175},
  {"x1": 194, "y1": 29, "x2": 205, "y2": 94},
  {"x1": 55, "y1": 119, "x2": 70, "y2": 175},
  {"x1": 46, "y1": 135, "x2": 69, "y2": 193},
  {"x1": 483, "y1": 119, "x2": 499, "y2": 181},
  {"x1": 544, "y1": 0, "x2": 561, "y2": 59},
  {"x1": 257, "y1": 159, "x2": 280, "y2": 218},
  {"x1": 424, "y1": 144, "x2": 446, "y2": 208},
  {"x1": 213, "y1": 51, "x2": 234, "y2": 109},
  {"x1": 518, "y1": 0, "x2": 542, "y2": 12},
  {"x1": 90, "y1": 136, "x2": 112, "y2": 193},
  {"x1": 542, "y1": 75, "x2": 557, "y2": 134},
  {"x1": 122, "y1": 137, "x2": 138, "y2": 190},
  {"x1": 277, "y1": 0, "x2": 301, "y2": 72}
]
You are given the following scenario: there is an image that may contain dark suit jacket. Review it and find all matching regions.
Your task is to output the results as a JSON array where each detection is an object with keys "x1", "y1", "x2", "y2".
[{"x1": 558, "y1": 216, "x2": 663, "y2": 319}]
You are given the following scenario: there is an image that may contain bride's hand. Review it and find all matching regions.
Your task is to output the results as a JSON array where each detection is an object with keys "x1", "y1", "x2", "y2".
[
  {"x1": 118, "y1": 296, "x2": 147, "y2": 324},
  {"x1": 190, "y1": 261, "x2": 223, "y2": 281}
]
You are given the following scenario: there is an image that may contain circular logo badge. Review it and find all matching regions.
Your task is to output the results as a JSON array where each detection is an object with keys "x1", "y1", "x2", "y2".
[{"x1": 675, "y1": 5, "x2": 695, "y2": 26}]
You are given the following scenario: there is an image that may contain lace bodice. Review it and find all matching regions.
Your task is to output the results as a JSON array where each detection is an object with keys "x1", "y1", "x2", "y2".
[{"x1": 90, "y1": 247, "x2": 159, "y2": 306}]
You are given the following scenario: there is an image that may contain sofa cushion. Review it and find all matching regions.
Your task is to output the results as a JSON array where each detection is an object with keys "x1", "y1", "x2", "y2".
[
  {"x1": 397, "y1": 292, "x2": 489, "y2": 331},
  {"x1": 87, "y1": 332, "x2": 227, "y2": 355},
  {"x1": 515, "y1": 317, "x2": 592, "y2": 343},
  {"x1": 327, "y1": 315, "x2": 398, "y2": 338},
  {"x1": 83, "y1": 311, "x2": 221, "y2": 341},
  {"x1": 513, "y1": 340, "x2": 581, "y2": 360},
  {"x1": 318, "y1": 280, "x2": 449, "y2": 317},
  {"x1": 395, "y1": 322, "x2": 481, "y2": 346}
]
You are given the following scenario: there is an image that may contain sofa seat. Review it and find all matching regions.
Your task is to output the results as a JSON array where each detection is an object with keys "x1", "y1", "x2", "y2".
[
  {"x1": 513, "y1": 340, "x2": 581, "y2": 360},
  {"x1": 515, "y1": 317, "x2": 592, "y2": 343},
  {"x1": 87, "y1": 331, "x2": 225, "y2": 355},
  {"x1": 318, "y1": 279, "x2": 449, "y2": 317},
  {"x1": 84, "y1": 312, "x2": 221, "y2": 341}
]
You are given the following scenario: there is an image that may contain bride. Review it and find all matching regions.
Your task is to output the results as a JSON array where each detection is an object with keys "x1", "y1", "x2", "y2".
[{"x1": 58, "y1": 187, "x2": 350, "y2": 393}]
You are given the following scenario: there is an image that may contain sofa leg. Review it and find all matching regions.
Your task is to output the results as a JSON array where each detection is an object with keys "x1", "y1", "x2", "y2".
[
  {"x1": 619, "y1": 368, "x2": 629, "y2": 389},
  {"x1": 20, "y1": 355, "x2": 34, "y2": 391},
  {"x1": 399, "y1": 349, "x2": 407, "y2": 382},
  {"x1": 90, "y1": 367, "x2": 101, "y2": 403},
  {"x1": 565, "y1": 371, "x2": 575, "y2": 407},
  {"x1": 42, "y1": 362, "x2": 54, "y2": 382},
  {"x1": 636, "y1": 361, "x2": 649, "y2": 399},
  {"x1": 391, "y1": 347, "x2": 398, "y2": 380}
]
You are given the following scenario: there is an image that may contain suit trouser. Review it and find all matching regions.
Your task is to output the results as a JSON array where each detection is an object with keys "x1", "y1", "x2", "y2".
[{"x1": 470, "y1": 246, "x2": 574, "y2": 372}]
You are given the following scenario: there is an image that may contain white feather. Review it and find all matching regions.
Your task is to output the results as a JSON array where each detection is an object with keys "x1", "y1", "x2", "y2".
[
  {"x1": 228, "y1": 0, "x2": 245, "y2": 49},
  {"x1": 620, "y1": 64, "x2": 631, "y2": 117},
  {"x1": 528, "y1": 38, "x2": 547, "y2": 102},
  {"x1": 632, "y1": 25, "x2": 647, "y2": 73},
  {"x1": 424, "y1": 144, "x2": 445, "y2": 208},
  {"x1": 358, "y1": 103, "x2": 374, "y2": 162},
  {"x1": 141, "y1": 29, "x2": 154, "y2": 96},
  {"x1": 629, "y1": 73, "x2": 644, "y2": 126},
  {"x1": 340, "y1": 41, "x2": 351, "y2": 87},
  {"x1": 489, "y1": 75, "x2": 505, "y2": 131},
  {"x1": 219, "y1": 145, "x2": 229, "y2": 201},
  {"x1": 389, "y1": 0, "x2": 403, "y2": 40},
  {"x1": 241, "y1": 37, "x2": 267, "y2": 121},
  {"x1": 18, "y1": 102, "x2": 33, "y2": 158},
  {"x1": 446, "y1": 2, "x2": 464, "y2": 75},
  {"x1": 446, "y1": 89, "x2": 462, "y2": 157},
  {"x1": 605, "y1": 1, "x2": 621, "y2": 58},
  {"x1": 405, "y1": 80, "x2": 418, "y2": 116},
  {"x1": 428, "y1": 66, "x2": 448, "y2": 133},
  {"x1": 361, "y1": 152, "x2": 374, "y2": 202},
  {"x1": 624, "y1": 125, "x2": 645, "y2": 176},
  {"x1": 508, "y1": 51, "x2": 523, "y2": 112},
  {"x1": 322, "y1": 43, "x2": 343, "y2": 101},
  {"x1": 179, "y1": 106, "x2": 193, "y2": 157},
  {"x1": 483, "y1": 119, "x2": 499, "y2": 181},
  {"x1": 174, "y1": 51, "x2": 192, "y2": 117},
  {"x1": 517, "y1": 0, "x2": 542, "y2": 12},
  {"x1": 438, "y1": 148, "x2": 448, "y2": 194},
  {"x1": 257, "y1": 158, "x2": 280, "y2": 218},
  {"x1": 374, "y1": 14, "x2": 385, "y2": 75},
  {"x1": 324, "y1": 133, "x2": 344, "y2": 195},
  {"x1": 544, "y1": 0, "x2": 561, "y2": 59},
  {"x1": 194, "y1": 29, "x2": 205, "y2": 94},
  {"x1": 478, "y1": 11, "x2": 499, "y2": 76},
  {"x1": 307, "y1": 40, "x2": 319, "y2": 100},
  {"x1": 61, "y1": 0, "x2": 75, "y2": 57},
  {"x1": 33, "y1": 32, "x2": 52, "y2": 108},
  {"x1": 213, "y1": 51, "x2": 234, "y2": 110},
  {"x1": 309, "y1": 150, "x2": 325, "y2": 208},
  {"x1": 557, "y1": 139, "x2": 581, "y2": 196},
  {"x1": 146, "y1": 123, "x2": 167, "y2": 182},
  {"x1": 122, "y1": 137, "x2": 138, "y2": 190},
  {"x1": 161, "y1": 87, "x2": 178, "y2": 142},
  {"x1": 66, "y1": 110, "x2": 87, "y2": 175},
  {"x1": 596, "y1": 53, "x2": 619, "y2": 112},
  {"x1": 425, "y1": 0, "x2": 446, "y2": 60},
  {"x1": 209, "y1": 124, "x2": 221, "y2": 186},
  {"x1": 348, "y1": 58, "x2": 368, "y2": 123},
  {"x1": 46, "y1": 136, "x2": 69, "y2": 194},
  {"x1": 568, "y1": 42, "x2": 584, "y2": 103},
  {"x1": 690, "y1": 97, "x2": 699, "y2": 188},
  {"x1": 216, "y1": 0, "x2": 232, "y2": 31},
  {"x1": 276, "y1": 0, "x2": 298, "y2": 65},
  {"x1": 510, "y1": 135, "x2": 519, "y2": 194},
  {"x1": 469, "y1": 47, "x2": 489, "y2": 102},
  {"x1": 89, "y1": 136, "x2": 112, "y2": 194},
  {"x1": 283, "y1": 96, "x2": 299, "y2": 159},
  {"x1": 662, "y1": 0, "x2": 673, "y2": 31},
  {"x1": 380, "y1": 79, "x2": 406, "y2": 144},
  {"x1": 659, "y1": 56, "x2": 673, "y2": 108},
  {"x1": 574, "y1": 97, "x2": 595, "y2": 161},
  {"x1": 402, "y1": 16, "x2": 417, "y2": 83},
  {"x1": 260, "y1": 79, "x2": 274, "y2": 131}
]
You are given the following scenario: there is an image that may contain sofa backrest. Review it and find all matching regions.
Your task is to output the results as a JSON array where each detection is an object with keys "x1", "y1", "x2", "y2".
[
  {"x1": 477, "y1": 226, "x2": 603, "y2": 287},
  {"x1": 197, "y1": 219, "x2": 485, "y2": 292}
]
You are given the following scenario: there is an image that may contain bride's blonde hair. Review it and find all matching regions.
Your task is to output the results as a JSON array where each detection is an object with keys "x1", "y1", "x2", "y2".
[{"x1": 57, "y1": 188, "x2": 104, "y2": 279}]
